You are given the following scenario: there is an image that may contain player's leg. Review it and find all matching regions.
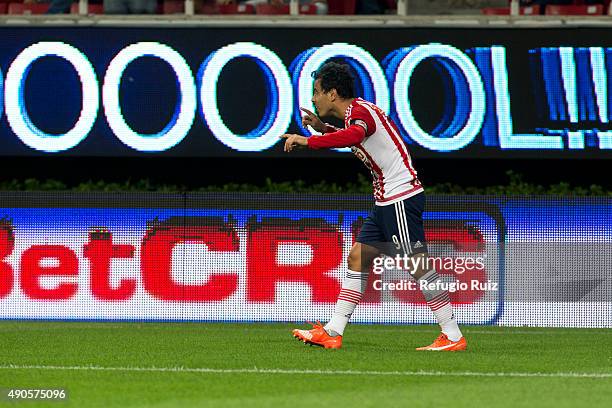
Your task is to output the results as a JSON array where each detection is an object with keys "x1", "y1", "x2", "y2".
[
  {"x1": 292, "y1": 211, "x2": 383, "y2": 349},
  {"x1": 410, "y1": 251, "x2": 466, "y2": 350},
  {"x1": 323, "y1": 241, "x2": 380, "y2": 337},
  {"x1": 387, "y1": 193, "x2": 466, "y2": 351}
]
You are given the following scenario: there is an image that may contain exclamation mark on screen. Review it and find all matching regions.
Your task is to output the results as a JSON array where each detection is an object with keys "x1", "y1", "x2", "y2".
[
  {"x1": 559, "y1": 47, "x2": 578, "y2": 124},
  {"x1": 559, "y1": 47, "x2": 585, "y2": 149},
  {"x1": 592, "y1": 48, "x2": 612, "y2": 149},
  {"x1": 589, "y1": 47, "x2": 608, "y2": 124}
]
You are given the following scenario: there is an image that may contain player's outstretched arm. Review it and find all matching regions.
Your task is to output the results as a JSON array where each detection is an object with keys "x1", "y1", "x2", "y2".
[
  {"x1": 280, "y1": 124, "x2": 366, "y2": 152},
  {"x1": 306, "y1": 125, "x2": 366, "y2": 150}
]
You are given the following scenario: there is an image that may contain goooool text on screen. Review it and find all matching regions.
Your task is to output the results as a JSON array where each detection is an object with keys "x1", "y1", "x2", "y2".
[{"x1": 0, "y1": 27, "x2": 611, "y2": 157}]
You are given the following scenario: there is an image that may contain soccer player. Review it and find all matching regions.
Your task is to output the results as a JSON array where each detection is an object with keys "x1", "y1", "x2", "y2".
[{"x1": 280, "y1": 62, "x2": 467, "y2": 351}]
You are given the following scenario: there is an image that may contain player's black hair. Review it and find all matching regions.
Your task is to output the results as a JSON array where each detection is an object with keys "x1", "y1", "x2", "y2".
[{"x1": 311, "y1": 62, "x2": 356, "y2": 99}]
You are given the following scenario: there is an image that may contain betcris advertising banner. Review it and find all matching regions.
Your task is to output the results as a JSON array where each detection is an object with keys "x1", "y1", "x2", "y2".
[
  {"x1": 0, "y1": 26, "x2": 611, "y2": 158},
  {"x1": 0, "y1": 193, "x2": 610, "y2": 328}
]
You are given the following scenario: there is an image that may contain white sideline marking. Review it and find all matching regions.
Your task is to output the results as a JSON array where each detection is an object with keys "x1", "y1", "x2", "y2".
[
  {"x1": 1, "y1": 325, "x2": 610, "y2": 336},
  {"x1": 0, "y1": 365, "x2": 611, "y2": 379},
  {"x1": 362, "y1": 328, "x2": 612, "y2": 335}
]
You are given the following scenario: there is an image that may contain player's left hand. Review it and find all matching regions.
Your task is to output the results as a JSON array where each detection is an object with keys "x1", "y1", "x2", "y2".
[{"x1": 279, "y1": 134, "x2": 308, "y2": 152}]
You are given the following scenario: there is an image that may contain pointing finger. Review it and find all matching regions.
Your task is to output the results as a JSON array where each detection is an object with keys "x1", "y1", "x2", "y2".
[{"x1": 300, "y1": 107, "x2": 315, "y2": 117}]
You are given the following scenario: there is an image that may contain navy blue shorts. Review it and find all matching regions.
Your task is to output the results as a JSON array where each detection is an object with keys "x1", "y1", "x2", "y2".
[{"x1": 356, "y1": 192, "x2": 428, "y2": 256}]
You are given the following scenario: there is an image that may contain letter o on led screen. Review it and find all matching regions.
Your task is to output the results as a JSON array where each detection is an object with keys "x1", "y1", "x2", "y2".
[
  {"x1": 198, "y1": 42, "x2": 293, "y2": 152},
  {"x1": 294, "y1": 43, "x2": 390, "y2": 136},
  {"x1": 102, "y1": 42, "x2": 197, "y2": 152},
  {"x1": 4, "y1": 42, "x2": 99, "y2": 153},
  {"x1": 392, "y1": 44, "x2": 485, "y2": 151}
]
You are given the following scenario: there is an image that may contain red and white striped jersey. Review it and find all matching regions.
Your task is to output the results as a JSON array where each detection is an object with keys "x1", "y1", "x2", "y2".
[
  {"x1": 306, "y1": 98, "x2": 423, "y2": 205},
  {"x1": 346, "y1": 98, "x2": 423, "y2": 205}
]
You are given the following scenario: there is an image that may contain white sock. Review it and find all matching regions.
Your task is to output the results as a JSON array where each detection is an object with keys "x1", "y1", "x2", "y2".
[
  {"x1": 418, "y1": 269, "x2": 463, "y2": 342},
  {"x1": 324, "y1": 269, "x2": 367, "y2": 336}
]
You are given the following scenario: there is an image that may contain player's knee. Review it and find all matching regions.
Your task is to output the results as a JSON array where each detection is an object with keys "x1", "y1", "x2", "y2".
[
  {"x1": 348, "y1": 243, "x2": 380, "y2": 272},
  {"x1": 347, "y1": 246, "x2": 361, "y2": 272},
  {"x1": 410, "y1": 252, "x2": 429, "y2": 279}
]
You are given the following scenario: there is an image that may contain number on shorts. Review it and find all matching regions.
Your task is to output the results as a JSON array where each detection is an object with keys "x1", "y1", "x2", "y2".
[{"x1": 392, "y1": 235, "x2": 401, "y2": 250}]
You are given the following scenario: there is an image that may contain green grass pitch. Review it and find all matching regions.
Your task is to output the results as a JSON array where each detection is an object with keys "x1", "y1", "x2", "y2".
[{"x1": 0, "y1": 322, "x2": 610, "y2": 407}]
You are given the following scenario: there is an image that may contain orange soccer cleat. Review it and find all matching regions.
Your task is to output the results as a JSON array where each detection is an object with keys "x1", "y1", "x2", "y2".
[
  {"x1": 416, "y1": 333, "x2": 467, "y2": 351},
  {"x1": 292, "y1": 321, "x2": 343, "y2": 349}
]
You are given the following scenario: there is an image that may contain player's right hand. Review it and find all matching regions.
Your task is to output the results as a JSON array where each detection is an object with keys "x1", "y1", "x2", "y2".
[
  {"x1": 300, "y1": 107, "x2": 326, "y2": 133},
  {"x1": 279, "y1": 134, "x2": 308, "y2": 152}
]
